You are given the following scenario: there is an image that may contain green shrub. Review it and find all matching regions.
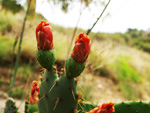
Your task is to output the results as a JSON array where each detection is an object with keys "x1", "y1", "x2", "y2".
[{"x1": 12, "y1": 87, "x2": 23, "y2": 99}]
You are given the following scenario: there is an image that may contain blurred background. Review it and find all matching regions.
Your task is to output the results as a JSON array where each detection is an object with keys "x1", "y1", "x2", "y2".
[{"x1": 0, "y1": 0, "x2": 150, "y2": 112}]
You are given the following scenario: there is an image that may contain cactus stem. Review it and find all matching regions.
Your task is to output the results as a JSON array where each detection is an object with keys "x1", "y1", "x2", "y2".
[
  {"x1": 49, "y1": 80, "x2": 57, "y2": 93},
  {"x1": 53, "y1": 97, "x2": 60, "y2": 111}
]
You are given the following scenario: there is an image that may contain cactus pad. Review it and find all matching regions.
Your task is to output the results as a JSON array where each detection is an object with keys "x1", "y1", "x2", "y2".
[
  {"x1": 114, "y1": 101, "x2": 150, "y2": 113},
  {"x1": 4, "y1": 98, "x2": 18, "y2": 113},
  {"x1": 36, "y1": 49, "x2": 55, "y2": 70},
  {"x1": 65, "y1": 57, "x2": 86, "y2": 78}
]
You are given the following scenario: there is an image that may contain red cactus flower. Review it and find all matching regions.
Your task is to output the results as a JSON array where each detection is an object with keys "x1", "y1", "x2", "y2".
[
  {"x1": 89, "y1": 102, "x2": 115, "y2": 113},
  {"x1": 29, "y1": 81, "x2": 39, "y2": 104},
  {"x1": 36, "y1": 20, "x2": 53, "y2": 50},
  {"x1": 71, "y1": 33, "x2": 90, "y2": 63}
]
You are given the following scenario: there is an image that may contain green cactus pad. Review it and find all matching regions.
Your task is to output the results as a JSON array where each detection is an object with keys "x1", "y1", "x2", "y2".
[
  {"x1": 38, "y1": 67, "x2": 58, "y2": 113},
  {"x1": 38, "y1": 75, "x2": 78, "y2": 113},
  {"x1": 114, "y1": 101, "x2": 150, "y2": 113},
  {"x1": 36, "y1": 49, "x2": 55, "y2": 70},
  {"x1": 4, "y1": 98, "x2": 18, "y2": 113},
  {"x1": 65, "y1": 56, "x2": 86, "y2": 78}
]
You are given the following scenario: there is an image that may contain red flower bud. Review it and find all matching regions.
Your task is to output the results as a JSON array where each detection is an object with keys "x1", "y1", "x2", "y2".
[
  {"x1": 29, "y1": 81, "x2": 39, "y2": 104},
  {"x1": 71, "y1": 33, "x2": 90, "y2": 63},
  {"x1": 36, "y1": 21, "x2": 53, "y2": 50},
  {"x1": 90, "y1": 102, "x2": 115, "y2": 113}
]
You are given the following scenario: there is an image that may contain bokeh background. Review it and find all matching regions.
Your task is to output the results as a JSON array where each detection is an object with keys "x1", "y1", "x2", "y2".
[{"x1": 0, "y1": 0, "x2": 150, "y2": 112}]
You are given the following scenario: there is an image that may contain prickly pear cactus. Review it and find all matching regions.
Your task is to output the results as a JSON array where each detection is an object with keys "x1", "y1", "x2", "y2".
[
  {"x1": 114, "y1": 101, "x2": 150, "y2": 113},
  {"x1": 35, "y1": 21, "x2": 91, "y2": 113},
  {"x1": 4, "y1": 98, "x2": 18, "y2": 113},
  {"x1": 23, "y1": 20, "x2": 150, "y2": 113}
]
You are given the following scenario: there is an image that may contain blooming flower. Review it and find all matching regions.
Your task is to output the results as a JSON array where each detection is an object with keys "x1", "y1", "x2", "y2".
[
  {"x1": 89, "y1": 102, "x2": 115, "y2": 113},
  {"x1": 36, "y1": 21, "x2": 53, "y2": 50},
  {"x1": 29, "y1": 81, "x2": 39, "y2": 104},
  {"x1": 71, "y1": 33, "x2": 90, "y2": 63}
]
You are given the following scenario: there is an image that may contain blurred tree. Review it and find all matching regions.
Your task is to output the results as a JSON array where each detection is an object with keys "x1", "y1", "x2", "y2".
[
  {"x1": 1, "y1": 0, "x2": 23, "y2": 13},
  {"x1": 127, "y1": 28, "x2": 140, "y2": 38}
]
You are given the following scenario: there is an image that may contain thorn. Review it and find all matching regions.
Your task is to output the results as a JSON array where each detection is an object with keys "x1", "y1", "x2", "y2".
[
  {"x1": 41, "y1": 78, "x2": 46, "y2": 84},
  {"x1": 39, "y1": 55, "x2": 41, "y2": 57},
  {"x1": 70, "y1": 87, "x2": 76, "y2": 101},
  {"x1": 68, "y1": 65, "x2": 70, "y2": 68},
  {"x1": 76, "y1": 64, "x2": 78, "y2": 68},
  {"x1": 78, "y1": 102, "x2": 84, "y2": 110},
  {"x1": 128, "y1": 103, "x2": 131, "y2": 106},
  {"x1": 38, "y1": 94, "x2": 46, "y2": 101},
  {"x1": 53, "y1": 97, "x2": 60, "y2": 111},
  {"x1": 122, "y1": 101, "x2": 124, "y2": 104},
  {"x1": 136, "y1": 110, "x2": 138, "y2": 113},
  {"x1": 49, "y1": 80, "x2": 57, "y2": 93},
  {"x1": 48, "y1": 58, "x2": 49, "y2": 61},
  {"x1": 78, "y1": 84, "x2": 86, "y2": 94}
]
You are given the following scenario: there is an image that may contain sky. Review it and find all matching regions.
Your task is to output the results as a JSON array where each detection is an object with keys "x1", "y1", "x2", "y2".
[{"x1": 35, "y1": 0, "x2": 150, "y2": 33}]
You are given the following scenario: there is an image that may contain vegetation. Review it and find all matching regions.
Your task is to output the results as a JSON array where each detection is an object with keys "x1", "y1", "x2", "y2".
[{"x1": 0, "y1": 2, "x2": 150, "y2": 104}]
